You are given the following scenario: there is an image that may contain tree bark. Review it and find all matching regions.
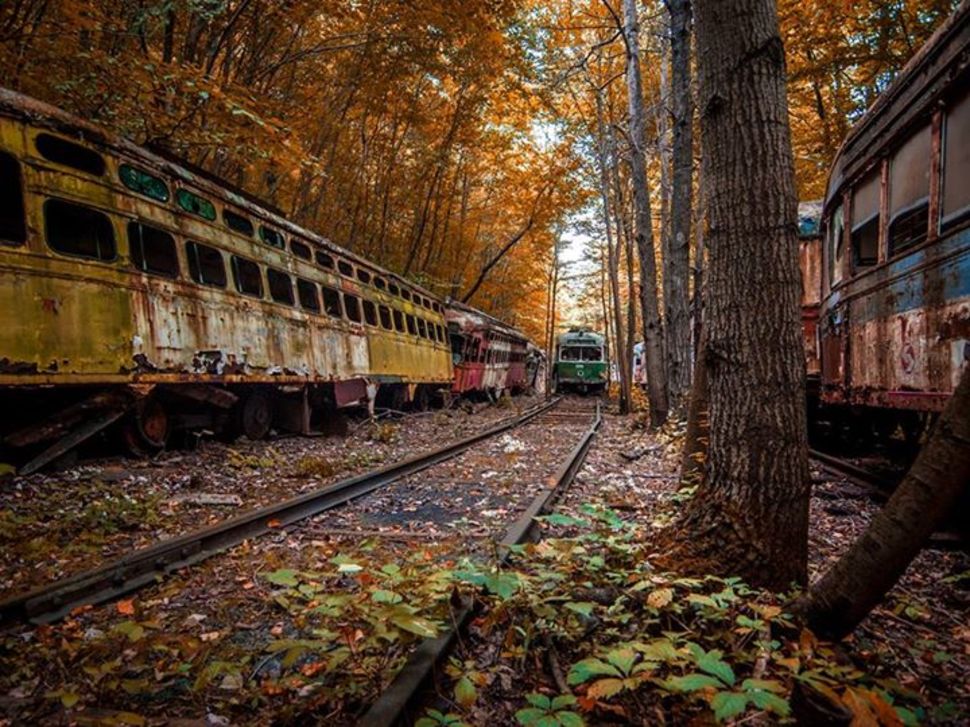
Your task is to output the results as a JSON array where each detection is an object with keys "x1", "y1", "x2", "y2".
[
  {"x1": 664, "y1": 0, "x2": 694, "y2": 409},
  {"x1": 668, "y1": 0, "x2": 808, "y2": 590},
  {"x1": 594, "y1": 85, "x2": 629, "y2": 414},
  {"x1": 622, "y1": 0, "x2": 669, "y2": 426},
  {"x1": 802, "y1": 371, "x2": 970, "y2": 640}
]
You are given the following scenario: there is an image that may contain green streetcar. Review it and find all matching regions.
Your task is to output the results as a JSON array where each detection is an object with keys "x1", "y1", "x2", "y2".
[{"x1": 552, "y1": 328, "x2": 607, "y2": 394}]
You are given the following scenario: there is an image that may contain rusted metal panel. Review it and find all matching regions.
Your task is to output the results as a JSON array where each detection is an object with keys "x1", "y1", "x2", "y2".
[{"x1": 820, "y1": 226, "x2": 970, "y2": 411}]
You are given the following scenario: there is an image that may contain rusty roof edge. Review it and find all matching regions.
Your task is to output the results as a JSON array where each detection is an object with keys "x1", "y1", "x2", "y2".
[
  {"x1": 821, "y1": 0, "x2": 970, "y2": 209},
  {"x1": 0, "y1": 87, "x2": 443, "y2": 304},
  {"x1": 444, "y1": 297, "x2": 532, "y2": 343}
]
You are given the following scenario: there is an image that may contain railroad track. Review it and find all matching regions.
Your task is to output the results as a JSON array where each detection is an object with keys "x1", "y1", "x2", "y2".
[
  {"x1": 809, "y1": 448, "x2": 966, "y2": 550},
  {"x1": 809, "y1": 448, "x2": 898, "y2": 498},
  {"x1": 0, "y1": 397, "x2": 571, "y2": 627},
  {"x1": 361, "y1": 401, "x2": 602, "y2": 726}
]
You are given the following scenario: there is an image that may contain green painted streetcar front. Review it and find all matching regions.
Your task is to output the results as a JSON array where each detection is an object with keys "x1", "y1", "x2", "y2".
[{"x1": 553, "y1": 329, "x2": 607, "y2": 392}]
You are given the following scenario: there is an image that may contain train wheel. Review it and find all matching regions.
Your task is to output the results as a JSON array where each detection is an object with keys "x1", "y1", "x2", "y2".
[
  {"x1": 123, "y1": 396, "x2": 170, "y2": 455},
  {"x1": 241, "y1": 390, "x2": 274, "y2": 440}
]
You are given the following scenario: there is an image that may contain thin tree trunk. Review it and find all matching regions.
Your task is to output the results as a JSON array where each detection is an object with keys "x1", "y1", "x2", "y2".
[
  {"x1": 802, "y1": 371, "x2": 970, "y2": 639},
  {"x1": 594, "y1": 86, "x2": 629, "y2": 414},
  {"x1": 622, "y1": 0, "x2": 669, "y2": 426},
  {"x1": 665, "y1": 0, "x2": 695, "y2": 409},
  {"x1": 668, "y1": 0, "x2": 808, "y2": 590}
]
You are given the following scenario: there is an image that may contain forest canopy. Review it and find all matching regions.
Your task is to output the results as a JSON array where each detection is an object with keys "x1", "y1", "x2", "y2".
[{"x1": 0, "y1": 0, "x2": 956, "y2": 338}]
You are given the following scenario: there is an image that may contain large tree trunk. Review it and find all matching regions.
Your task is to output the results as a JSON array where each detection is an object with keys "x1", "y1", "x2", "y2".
[
  {"x1": 802, "y1": 371, "x2": 970, "y2": 640},
  {"x1": 664, "y1": 0, "x2": 694, "y2": 410},
  {"x1": 668, "y1": 0, "x2": 808, "y2": 590},
  {"x1": 622, "y1": 0, "x2": 669, "y2": 426}
]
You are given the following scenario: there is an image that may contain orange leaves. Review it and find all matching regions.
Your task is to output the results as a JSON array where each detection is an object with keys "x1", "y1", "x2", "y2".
[{"x1": 116, "y1": 599, "x2": 135, "y2": 616}]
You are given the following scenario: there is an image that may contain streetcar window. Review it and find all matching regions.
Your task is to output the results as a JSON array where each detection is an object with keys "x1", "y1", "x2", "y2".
[
  {"x1": 231, "y1": 255, "x2": 263, "y2": 297},
  {"x1": 406, "y1": 314, "x2": 417, "y2": 335},
  {"x1": 316, "y1": 251, "x2": 335, "y2": 269},
  {"x1": 393, "y1": 309, "x2": 405, "y2": 332},
  {"x1": 128, "y1": 222, "x2": 179, "y2": 278},
  {"x1": 267, "y1": 268, "x2": 294, "y2": 306},
  {"x1": 363, "y1": 299, "x2": 378, "y2": 326},
  {"x1": 389, "y1": 283, "x2": 400, "y2": 296},
  {"x1": 402, "y1": 289, "x2": 412, "y2": 302},
  {"x1": 344, "y1": 294, "x2": 362, "y2": 322},
  {"x1": 297, "y1": 278, "x2": 320, "y2": 312},
  {"x1": 850, "y1": 170, "x2": 880, "y2": 268},
  {"x1": 357, "y1": 268, "x2": 372, "y2": 285},
  {"x1": 829, "y1": 204, "x2": 845, "y2": 287},
  {"x1": 943, "y1": 88, "x2": 970, "y2": 228},
  {"x1": 260, "y1": 225, "x2": 285, "y2": 249},
  {"x1": 119, "y1": 164, "x2": 169, "y2": 202},
  {"x1": 338, "y1": 260, "x2": 353, "y2": 277},
  {"x1": 186, "y1": 241, "x2": 226, "y2": 287},
  {"x1": 322, "y1": 286, "x2": 342, "y2": 318},
  {"x1": 417, "y1": 318, "x2": 428, "y2": 339},
  {"x1": 374, "y1": 277, "x2": 387, "y2": 291},
  {"x1": 224, "y1": 210, "x2": 254, "y2": 237},
  {"x1": 582, "y1": 347, "x2": 602, "y2": 361},
  {"x1": 176, "y1": 189, "x2": 217, "y2": 221},
  {"x1": 436, "y1": 324, "x2": 445, "y2": 342},
  {"x1": 36, "y1": 134, "x2": 105, "y2": 176},
  {"x1": 291, "y1": 240, "x2": 311, "y2": 260},
  {"x1": 44, "y1": 199, "x2": 115, "y2": 261},
  {"x1": 379, "y1": 305, "x2": 392, "y2": 330},
  {"x1": 0, "y1": 153, "x2": 26, "y2": 246},
  {"x1": 889, "y1": 125, "x2": 931, "y2": 256}
]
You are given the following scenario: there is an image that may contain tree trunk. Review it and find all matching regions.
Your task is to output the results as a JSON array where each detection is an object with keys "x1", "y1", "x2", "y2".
[
  {"x1": 664, "y1": 0, "x2": 694, "y2": 410},
  {"x1": 802, "y1": 371, "x2": 970, "y2": 639},
  {"x1": 622, "y1": 0, "x2": 669, "y2": 426},
  {"x1": 669, "y1": 0, "x2": 808, "y2": 590},
  {"x1": 594, "y1": 86, "x2": 629, "y2": 414}
]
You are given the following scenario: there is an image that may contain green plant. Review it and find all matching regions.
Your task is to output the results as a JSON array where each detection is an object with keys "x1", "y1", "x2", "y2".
[{"x1": 515, "y1": 693, "x2": 584, "y2": 727}]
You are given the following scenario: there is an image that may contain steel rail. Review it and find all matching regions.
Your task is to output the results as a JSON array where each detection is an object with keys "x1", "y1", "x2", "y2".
[
  {"x1": 809, "y1": 448, "x2": 896, "y2": 496},
  {"x1": 360, "y1": 401, "x2": 602, "y2": 727},
  {"x1": 0, "y1": 398, "x2": 562, "y2": 627}
]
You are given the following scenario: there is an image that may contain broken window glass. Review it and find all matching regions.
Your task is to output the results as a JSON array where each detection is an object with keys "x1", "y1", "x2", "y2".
[
  {"x1": 232, "y1": 255, "x2": 263, "y2": 297},
  {"x1": 186, "y1": 241, "x2": 226, "y2": 287},
  {"x1": 128, "y1": 221, "x2": 179, "y2": 278},
  {"x1": 267, "y1": 267, "x2": 294, "y2": 305},
  {"x1": 297, "y1": 278, "x2": 320, "y2": 312},
  {"x1": 344, "y1": 294, "x2": 362, "y2": 322},
  {"x1": 322, "y1": 286, "x2": 342, "y2": 317},
  {"x1": 45, "y1": 198, "x2": 115, "y2": 261},
  {"x1": 260, "y1": 225, "x2": 285, "y2": 248}
]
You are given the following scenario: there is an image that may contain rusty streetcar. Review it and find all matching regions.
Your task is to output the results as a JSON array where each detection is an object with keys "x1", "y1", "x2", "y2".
[
  {"x1": 0, "y1": 90, "x2": 538, "y2": 471},
  {"x1": 815, "y1": 1, "x2": 970, "y2": 442}
]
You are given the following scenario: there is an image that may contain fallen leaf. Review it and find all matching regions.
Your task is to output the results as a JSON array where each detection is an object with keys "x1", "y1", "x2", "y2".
[{"x1": 116, "y1": 599, "x2": 135, "y2": 616}]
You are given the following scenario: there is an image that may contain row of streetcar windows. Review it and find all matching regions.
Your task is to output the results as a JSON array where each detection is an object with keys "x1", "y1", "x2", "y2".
[
  {"x1": 10, "y1": 131, "x2": 443, "y2": 314},
  {"x1": 560, "y1": 346, "x2": 604, "y2": 362},
  {"x1": 829, "y1": 85, "x2": 970, "y2": 285},
  {"x1": 19, "y1": 193, "x2": 446, "y2": 344},
  {"x1": 451, "y1": 333, "x2": 528, "y2": 365}
]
